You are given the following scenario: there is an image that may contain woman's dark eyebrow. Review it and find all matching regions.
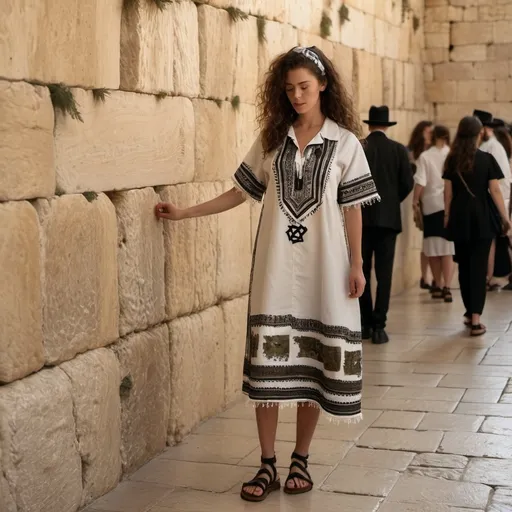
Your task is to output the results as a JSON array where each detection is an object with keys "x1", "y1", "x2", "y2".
[{"x1": 285, "y1": 80, "x2": 311, "y2": 86}]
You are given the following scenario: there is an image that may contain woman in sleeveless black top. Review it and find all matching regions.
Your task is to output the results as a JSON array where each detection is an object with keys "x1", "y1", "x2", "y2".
[{"x1": 443, "y1": 116, "x2": 510, "y2": 336}]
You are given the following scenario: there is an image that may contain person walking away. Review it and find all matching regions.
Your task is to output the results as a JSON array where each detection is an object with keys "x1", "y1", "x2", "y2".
[
  {"x1": 473, "y1": 110, "x2": 512, "y2": 291},
  {"x1": 155, "y1": 46, "x2": 379, "y2": 502},
  {"x1": 408, "y1": 120, "x2": 434, "y2": 290},
  {"x1": 360, "y1": 106, "x2": 414, "y2": 344},
  {"x1": 413, "y1": 125, "x2": 454, "y2": 302},
  {"x1": 443, "y1": 116, "x2": 510, "y2": 337}
]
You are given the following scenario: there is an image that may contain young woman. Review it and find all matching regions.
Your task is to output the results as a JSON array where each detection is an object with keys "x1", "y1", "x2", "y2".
[
  {"x1": 408, "y1": 121, "x2": 434, "y2": 290},
  {"x1": 443, "y1": 116, "x2": 510, "y2": 336},
  {"x1": 413, "y1": 125, "x2": 454, "y2": 302},
  {"x1": 155, "y1": 46, "x2": 379, "y2": 501}
]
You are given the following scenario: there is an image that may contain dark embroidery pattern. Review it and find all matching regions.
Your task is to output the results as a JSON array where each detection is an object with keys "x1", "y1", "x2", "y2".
[
  {"x1": 263, "y1": 335, "x2": 290, "y2": 361},
  {"x1": 250, "y1": 331, "x2": 259, "y2": 358},
  {"x1": 338, "y1": 174, "x2": 378, "y2": 206},
  {"x1": 250, "y1": 314, "x2": 361, "y2": 344},
  {"x1": 344, "y1": 350, "x2": 362, "y2": 376},
  {"x1": 295, "y1": 336, "x2": 342, "y2": 372},
  {"x1": 273, "y1": 138, "x2": 338, "y2": 222},
  {"x1": 286, "y1": 224, "x2": 308, "y2": 243},
  {"x1": 234, "y1": 162, "x2": 266, "y2": 202}
]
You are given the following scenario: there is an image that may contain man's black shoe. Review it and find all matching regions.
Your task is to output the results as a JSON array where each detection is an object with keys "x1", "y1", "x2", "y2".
[
  {"x1": 362, "y1": 326, "x2": 373, "y2": 340},
  {"x1": 372, "y1": 329, "x2": 389, "y2": 344}
]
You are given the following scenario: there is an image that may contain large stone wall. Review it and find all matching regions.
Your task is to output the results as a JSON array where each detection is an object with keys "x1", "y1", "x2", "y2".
[
  {"x1": 0, "y1": 1, "x2": 428, "y2": 510},
  {"x1": 424, "y1": 0, "x2": 512, "y2": 132}
]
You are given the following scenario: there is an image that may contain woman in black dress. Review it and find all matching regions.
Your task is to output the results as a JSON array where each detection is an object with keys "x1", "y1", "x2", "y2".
[{"x1": 443, "y1": 116, "x2": 510, "y2": 336}]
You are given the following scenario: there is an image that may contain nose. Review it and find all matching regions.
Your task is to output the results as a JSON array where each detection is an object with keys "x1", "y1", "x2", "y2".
[{"x1": 294, "y1": 88, "x2": 302, "y2": 100}]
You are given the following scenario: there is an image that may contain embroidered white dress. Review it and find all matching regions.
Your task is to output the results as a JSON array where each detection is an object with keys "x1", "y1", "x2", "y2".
[{"x1": 233, "y1": 118, "x2": 379, "y2": 423}]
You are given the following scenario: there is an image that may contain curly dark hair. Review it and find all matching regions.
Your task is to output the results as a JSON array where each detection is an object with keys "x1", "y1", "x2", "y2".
[
  {"x1": 408, "y1": 120, "x2": 433, "y2": 161},
  {"x1": 444, "y1": 116, "x2": 483, "y2": 175},
  {"x1": 257, "y1": 46, "x2": 361, "y2": 155},
  {"x1": 495, "y1": 126, "x2": 512, "y2": 160}
]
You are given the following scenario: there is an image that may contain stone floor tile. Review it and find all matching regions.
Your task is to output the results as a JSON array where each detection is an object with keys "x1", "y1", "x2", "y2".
[
  {"x1": 406, "y1": 467, "x2": 463, "y2": 480},
  {"x1": 438, "y1": 374, "x2": 508, "y2": 389},
  {"x1": 159, "y1": 434, "x2": 259, "y2": 464},
  {"x1": 499, "y1": 393, "x2": 512, "y2": 403},
  {"x1": 321, "y1": 465, "x2": 400, "y2": 497},
  {"x1": 417, "y1": 413, "x2": 484, "y2": 432},
  {"x1": 130, "y1": 459, "x2": 247, "y2": 492},
  {"x1": 363, "y1": 398, "x2": 457, "y2": 413},
  {"x1": 455, "y1": 402, "x2": 512, "y2": 417},
  {"x1": 480, "y1": 417, "x2": 512, "y2": 436},
  {"x1": 482, "y1": 355, "x2": 512, "y2": 366},
  {"x1": 314, "y1": 409, "x2": 383, "y2": 441},
  {"x1": 362, "y1": 385, "x2": 391, "y2": 398},
  {"x1": 410, "y1": 453, "x2": 468, "y2": 469},
  {"x1": 488, "y1": 487, "x2": 512, "y2": 512},
  {"x1": 463, "y1": 458, "x2": 512, "y2": 486},
  {"x1": 378, "y1": 503, "x2": 484, "y2": 512},
  {"x1": 454, "y1": 348, "x2": 488, "y2": 364},
  {"x1": 357, "y1": 428, "x2": 443, "y2": 452},
  {"x1": 341, "y1": 447, "x2": 415, "y2": 471},
  {"x1": 83, "y1": 481, "x2": 172, "y2": 512},
  {"x1": 194, "y1": 418, "x2": 257, "y2": 437},
  {"x1": 362, "y1": 362, "x2": 415, "y2": 374},
  {"x1": 364, "y1": 373, "x2": 443, "y2": 387},
  {"x1": 372, "y1": 411, "x2": 425, "y2": 429},
  {"x1": 238, "y1": 439, "x2": 352, "y2": 467},
  {"x1": 385, "y1": 474, "x2": 491, "y2": 509},
  {"x1": 439, "y1": 432, "x2": 512, "y2": 458},
  {"x1": 462, "y1": 388, "x2": 503, "y2": 403},
  {"x1": 413, "y1": 363, "x2": 512, "y2": 378},
  {"x1": 384, "y1": 386, "x2": 465, "y2": 402}
]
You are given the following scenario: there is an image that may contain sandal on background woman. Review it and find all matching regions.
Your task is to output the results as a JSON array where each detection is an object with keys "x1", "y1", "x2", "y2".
[{"x1": 471, "y1": 324, "x2": 487, "y2": 337}]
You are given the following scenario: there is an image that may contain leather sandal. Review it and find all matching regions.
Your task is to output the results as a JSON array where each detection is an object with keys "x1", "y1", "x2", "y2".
[
  {"x1": 284, "y1": 452, "x2": 314, "y2": 495},
  {"x1": 240, "y1": 455, "x2": 280, "y2": 502},
  {"x1": 471, "y1": 324, "x2": 486, "y2": 337},
  {"x1": 431, "y1": 286, "x2": 443, "y2": 299},
  {"x1": 443, "y1": 287, "x2": 453, "y2": 303}
]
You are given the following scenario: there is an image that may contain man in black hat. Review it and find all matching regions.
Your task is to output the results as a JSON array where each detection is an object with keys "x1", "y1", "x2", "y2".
[{"x1": 359, "y1": 106, "x2": 414, "y2": 344}]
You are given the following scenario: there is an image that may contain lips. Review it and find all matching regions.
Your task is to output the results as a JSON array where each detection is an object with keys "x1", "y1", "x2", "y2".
[{"x1": 294, "y1": 103, "x2": 306, "y2": 108}]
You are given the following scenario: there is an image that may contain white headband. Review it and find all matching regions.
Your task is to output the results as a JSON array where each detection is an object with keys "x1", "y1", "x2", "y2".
[{"x1": 292, "y1": 47, "x2": 326, "y2": 76}]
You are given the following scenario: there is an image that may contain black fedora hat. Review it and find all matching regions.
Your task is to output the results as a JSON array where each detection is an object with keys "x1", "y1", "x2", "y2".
[
  {"x1": 473, "y1": 109, "x2": 501, "y2": 127},
  {"x1": 363, "y1": 105, "x2": 397, "y2": 126},
  {"x1": 493, "y1": 118, "x2": 506, "y2": 128}
]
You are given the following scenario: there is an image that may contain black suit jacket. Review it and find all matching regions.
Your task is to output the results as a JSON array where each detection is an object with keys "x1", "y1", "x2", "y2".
[{"x1": 362, "y1": 131, "x2": 414, "y2": 233}]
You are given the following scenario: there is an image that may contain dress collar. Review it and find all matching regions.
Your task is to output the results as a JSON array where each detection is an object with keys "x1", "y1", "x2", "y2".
[{"x1": 287, "y1": 117, "x2": 339, "y2": 147}]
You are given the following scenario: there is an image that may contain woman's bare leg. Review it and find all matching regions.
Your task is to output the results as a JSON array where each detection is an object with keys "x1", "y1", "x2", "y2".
[
  {"x1": 487, "y1": 239, "x2": 496, "y2": 284},
  {"x1": 421, "y1": 252, "x2": 430, "y2": 282},
  {"x1": 429, "y1": 256, "x2": 443, "y2": 289},
  {"x1": 441, "y1": 255, "x2": 454, "y2": 288}
]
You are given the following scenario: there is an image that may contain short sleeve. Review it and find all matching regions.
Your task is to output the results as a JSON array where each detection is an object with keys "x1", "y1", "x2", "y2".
[
  {"x1": 233, "y1": 135, "x2": 267, "y2": 202},
  {"x1": 337, "y1": 134, "x2": 380, "y2": 207},
  {"x1": 488, "y1": 153, "x2": 505, "y2": 181},
  {"x1": 413, "y1": 153, "x2": 427, "y2": 187}
]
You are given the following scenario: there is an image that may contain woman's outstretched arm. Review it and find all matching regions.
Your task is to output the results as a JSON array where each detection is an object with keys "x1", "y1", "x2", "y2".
[
  {"x1": 155, "y1": 187, "x2": 246, "y2": 221},
  {"x1": 343, "y1": 206, "x2": 365, "y2": 298}
]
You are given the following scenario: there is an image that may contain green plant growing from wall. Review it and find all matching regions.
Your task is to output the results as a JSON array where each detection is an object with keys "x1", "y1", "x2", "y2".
[
  {"x1": 83, "y1": 191, "x2": 98, "y2": 202},
  {"x1": 339, "y1": 4, "x2": 350, "y2": 25},
  {"x1": 120, "y1": 375, "x2": 133, "y2": 397},
  {"x1": 48, "y1": 84, "x2": 83, "y2": 122},
  {"x1": 92, "y1": 88, "x2": 110, "y2": 103},
  {"x1": 226, "y1": 6, "x2": 248, "y2": 22},
  {"x1": 231, "y1": 95, "x2": 240, "y2": 110},
  {"x1": 257, "y1": 15, "x2": 267, "y2": 43},
  {"x1": 156, "y1": 91, "x2": 168, "y2": 101},
  {"x1": 320, "y1": 11, "x2": 332, "y2": 39}
]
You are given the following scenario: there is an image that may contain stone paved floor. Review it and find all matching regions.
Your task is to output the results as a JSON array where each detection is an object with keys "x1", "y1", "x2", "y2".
[{"x1": 85, "y1": 287, "x2": 512, "y2": 512}]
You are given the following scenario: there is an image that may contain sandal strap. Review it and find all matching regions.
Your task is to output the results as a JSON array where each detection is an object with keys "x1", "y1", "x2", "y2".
[
  {"x1": 260, "y1": 455, "x2": 277, "y2": 481},
  {"x1": 285, "y1": 471, "x2": 314, "y2": 486},
  {"x1": 255, "y1": 467, "x2": 272, "y2": 482},
  {"x1": 242, "y1": 479, "x2": 267, "y2": 492},
  {"x1": 291, "y1": 452, "x2": 309, "y2": 466},
  {"x1": 261, "y1": 455, "x2": 277, "y2": 465}
]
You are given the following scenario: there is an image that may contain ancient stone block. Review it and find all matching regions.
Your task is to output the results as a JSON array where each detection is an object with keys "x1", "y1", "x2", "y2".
[
  {"x1": 55, "y1": 90, "x2": 194, "y2": 193},
  {"x1": 233, "y1": 17, "x2": 259, "y2": 104},
  {"x1": 424, "y1": 64, "x2": 434, "y2": 82},
  {"x1": 463, "y1": 6, "x2": 479, "y2": 21},
  {"x1": 120, "y1": 0, "x2": 173, "y2": 93},
  {"x1": 433, "y1": 62, "x2": 474, "y2": 81},
  {"x1": 496, "y1": 80, "x2": 512, "y2": 102},
  {"x1": 298, "y1": 33, "x2": 335, "y2": 60},
  {"x1": 457, "y1": 80, "x2": 495, "y2": 103},
  {"x1": 450, "y1": 44, "x2": 488, "y2": 62},
  {"x1": 168, "y1": 307, "x2": 224, "y2": 443},
  {"x1": 223, "y1": 296, "x2": 249, "y2": 404},
  {"x1": 383, "y1": 59, "x2": 395, "y2": 108},
  {"x1": 0, "y1": 81, "x2": 54, "y2": 201},
  {"x1": 217, "y1": 183, "x2": 252, "y2": 300},
  {"x1": 424, "y1": 47, "x2": 450, "y2": 64},
  {"x1": 398, "y1": 24, "x2": 411, "y2": 62},
  {"x1": 473, "y1": 61, "x2": 510, "y2": 80},
  {"x1": 427, "y1": 5, "x2": 463, "y2": 22},
  {"x1": 111, "y1": 188, "x2": 165, "y2": 336},
  {"x1": 235, "y1": 103, "x2": 258, "y2": 165},
  {"x1": 333, "y1": 44, "x2": 354, "y2": 96},
  {"x1": 426, "y1": 81, "x2": 458, "y2": 103},
  {"x1": 451, "y1": 22, "x2": 494, "y2": 45},
  {"x1": 172, "y1": 0, "x2": 200, "y2": 96},
  {"x1": 0, "y1": 0, "x2": 121, "y2": 87},
  {"x1": 193, "y1": 99, "x2": 237, "y2": 182},
  {"x1": 425, "y1": 32, "x2": 450, "y2": 48},
  {"x1": 287, "y1": 0, "x2": 314, "y2": 32},
  {"x1": 356, "y1": 50, "x2": 383, "y2": 113},
  {"x1": 488, "y1": 43, "x2": 512, "y2": 61},
  {"x1": 494, "y1": 21, "x2": 512, "y2": 44},
  {"x1": 0, "y1": 368, "x2": 82, "y2": 512},
  {"x1": 0, "y1": 202, "x2": 44, "y2": 384},
  {"x1": 160, "y1": 183, "x2": 220, "y2": 320},
  {"x1": 395, "y1": 62, "x2": 405, "y2": 109},
  {"x1": 36, "y1": 193, "x2": 119, "y2": 364},
  {"x1": 403, "y1": 63, "x2": 416, "y2": 110},
  {"x1": 198, "y1": 5, "x2": 235, "y2": 99},
  {"x1": 60, "y1": 349, "x2": 122, "y2": 506},
  {"x1": 341, "y1": 7, "x2": 366, "y2": 50},
  {"x1": 113, "y1": 325, "x2": 170, "y2": 474}
]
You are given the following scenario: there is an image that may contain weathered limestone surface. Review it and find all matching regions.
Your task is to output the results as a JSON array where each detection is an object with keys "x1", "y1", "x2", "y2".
[
  {"x1": 36, "y1": 194, "x2": 119, "y2": 364},
  {"x1": 0, "y1": 81, "x2": 55, "y2": 201},
  {"x1": 168, "y1": 307, "x2": 225, "y2": 443},
  {"x1": 112, "y1": 188, "x2": 165, "y2": 336},
  {"x1": 235, "y1": 103, "x2": 258, "y2": 164},
  {"x1": 60, "y1": 349, "x2": 122, "y2": 506},
  {"x1": 0, "y1": 0, "x2": 122, "y2": 87},
  {"x1": 0, "y1": 202, "x2": 44, "y2": 384},
  {"x1": 356, "y1": 50, "x2": 383, "y2": 113},
  {"x1": 120, "y1": 0, "x2": 174, "y2": 94},
  {"x1": 232, "y1": 17, "x2": 259, "y2": 104},
  {"x1": 55, "y1": 90, "x2": 195, "y2": 193},
  {"x1": 0, "y1": 368, "x2": 82, "y2": 512},
  {"x1": 222, "y1": 296, "x2": 248, "y2": 404},
  {"x1": 113, "y1": 326, "x2": 170, "y2": 474},
  {"x1": 333, "y1": 44, "x2": 355, "y2": 96}
]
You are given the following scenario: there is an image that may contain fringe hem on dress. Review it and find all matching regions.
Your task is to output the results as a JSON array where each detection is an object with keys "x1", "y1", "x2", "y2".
[
  {"x1": 242, "y1": 396, "x2": 363, "y2": 425},
  {"x1": 341, "y1": 193, "x2": 381, "y2": 210}
]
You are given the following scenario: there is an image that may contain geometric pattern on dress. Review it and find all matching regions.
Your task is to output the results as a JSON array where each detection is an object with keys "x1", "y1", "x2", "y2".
[
  {"x1": 343, "y1": 350, "x2": 362, "y2": 376},
  {"x1": 337, "y1": 174, "x2": 379, "y2": 206},
  {"x1": 234, "y1": 162, "x2": 266, "y2": 202},
  {"x1": 262, "y1": 335, "x2": 290, "y2": 361},
  {"x1": 294, "y1": 336, "x2": 342, "y2": 372},
  {"x1": 273, "y1": 137, "x2": 338, "y2": 222},
  {"x1": 286, "y1": 224, "x2": 308, "y2": 243}
]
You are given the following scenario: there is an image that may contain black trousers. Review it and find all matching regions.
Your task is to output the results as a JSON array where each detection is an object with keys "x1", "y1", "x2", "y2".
[
  {"x1": 455, "y1": 238, "x2": 492, "y2": 316},
  {"x1": 359, "y1": 227, "x2": 398, "y2": 329}
]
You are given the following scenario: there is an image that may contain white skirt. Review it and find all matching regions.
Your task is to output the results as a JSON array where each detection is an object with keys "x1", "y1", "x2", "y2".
[{"x1": 423, "y1": 236, "x2": 455, "y2": 257}]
